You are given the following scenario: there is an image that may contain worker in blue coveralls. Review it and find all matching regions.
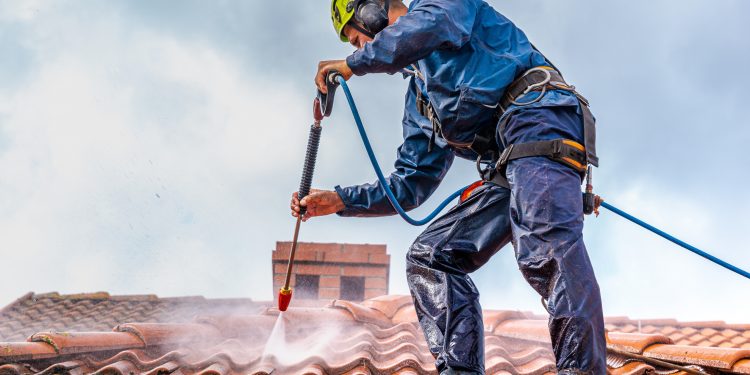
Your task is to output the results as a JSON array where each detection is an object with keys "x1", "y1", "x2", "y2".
[{"x1": 290, "y1": 0, "x2": 606, "y2": 374}]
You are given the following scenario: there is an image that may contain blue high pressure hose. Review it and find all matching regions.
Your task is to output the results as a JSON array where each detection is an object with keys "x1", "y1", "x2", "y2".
[
  {"x1": 334, "y1": 75, "x2": 750, "y2": 281},
  {"x1": 599, "y1": 201, "x2": 750, "y2": 280},
  {"x1": 337, "y1": 76, "x2": 466, "y2": 226}
]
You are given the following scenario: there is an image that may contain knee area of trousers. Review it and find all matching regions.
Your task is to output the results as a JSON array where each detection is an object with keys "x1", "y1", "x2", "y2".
[{"x1": 406, "y1": 241, "x2": 432, "y2": 263}]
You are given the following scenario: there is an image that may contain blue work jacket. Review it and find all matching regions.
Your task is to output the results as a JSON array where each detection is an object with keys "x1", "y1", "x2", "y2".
[{"x1": 335, "y1": 0, "x2": 580, "y2": 217}]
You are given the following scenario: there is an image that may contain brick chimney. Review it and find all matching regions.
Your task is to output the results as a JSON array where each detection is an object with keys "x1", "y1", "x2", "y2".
[{"x1": 272, "y1": 242, "x2": 390, "y2": 301}]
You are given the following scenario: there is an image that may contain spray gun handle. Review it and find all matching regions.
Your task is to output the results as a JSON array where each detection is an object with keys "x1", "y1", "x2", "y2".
[
  {"x1": 317, "y1": 70, "x2": 342, "y2": 118},
  {"x1": 313, "y1": 97, "x2": 323, "y2": 122}
]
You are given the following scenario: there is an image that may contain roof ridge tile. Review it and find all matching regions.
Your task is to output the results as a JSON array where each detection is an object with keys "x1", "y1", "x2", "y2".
[
  {"x1": 107, "y1": 294, "x2": 160, "y2": 301},
  {"x1": 0, "y1": 342, "x2": 59, "y2": 361},
  {"x1": 27, "y1": 332, "x2": 144, "y2": 355},
  {"x1": 51, "y1": 292, "x2": 112, "y2": 301},
  {"x1": 114, "y1": 323, "x2": 221, "y2": 347}
]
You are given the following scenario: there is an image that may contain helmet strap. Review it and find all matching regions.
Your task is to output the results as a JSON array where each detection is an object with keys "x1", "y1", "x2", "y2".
[{"x1": 349, "y1": 21, "x2": 376, "y2": 39}]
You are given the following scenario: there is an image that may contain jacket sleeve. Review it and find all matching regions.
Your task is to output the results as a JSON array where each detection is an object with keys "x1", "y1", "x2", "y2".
[
  {"x1": 346, "y1": 0, "x2": 479, "y2": 75},
  {"x1": 334, "y1": 79, "x2": 455, "y2": 217}
]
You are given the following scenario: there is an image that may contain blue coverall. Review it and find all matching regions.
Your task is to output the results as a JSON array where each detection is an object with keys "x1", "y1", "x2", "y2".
[{"x1": 333, "y1": 0, "x2": 606, "y2": 373}]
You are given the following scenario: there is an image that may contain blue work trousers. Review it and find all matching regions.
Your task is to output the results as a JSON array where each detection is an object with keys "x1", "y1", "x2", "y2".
[{"x1": 406, "y1": 105, "x2": 607, "y2": 374}]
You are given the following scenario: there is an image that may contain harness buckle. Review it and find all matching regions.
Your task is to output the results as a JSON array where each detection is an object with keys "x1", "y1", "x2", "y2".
[
  {"x1": 497, "y1": 144, "x2": 514, "y2": 169},
  {"x1": 519, "y1": 67, "x2": 552, "y2": 96},
  {"x1": 509, "y1": 67, "x2": 552, "y2": 107},
  {"x1": 550, "y1": 139, "x2": 563, "y2": 159}
]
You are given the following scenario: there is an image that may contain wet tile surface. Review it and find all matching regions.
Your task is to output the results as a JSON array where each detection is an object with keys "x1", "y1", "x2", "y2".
[{"x1": 0, "y1": 292, "x2": 748, "y2": 374}]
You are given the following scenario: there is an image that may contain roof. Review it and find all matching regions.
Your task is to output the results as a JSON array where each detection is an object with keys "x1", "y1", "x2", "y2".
[
  {"x1": 604, "y1": 316, "x2": 750, "y2": 349},
  {"x1": 1, "y1": 292, "x2": 749, "y2": 375},
  {"x1": 0, "y1": 292, "x2": 262, "y2": 342}
]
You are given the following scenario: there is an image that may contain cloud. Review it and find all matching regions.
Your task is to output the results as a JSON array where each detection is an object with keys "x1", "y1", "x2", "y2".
[
  {"x1": 587, "y1": 183, "x2": 750, "y2": 323},
  {"x1": 0, "y1": 5, "x2": 310, "y2": 302},
  {"x1": 0, "y1": 0, "x2": 748, "y2": 325}
]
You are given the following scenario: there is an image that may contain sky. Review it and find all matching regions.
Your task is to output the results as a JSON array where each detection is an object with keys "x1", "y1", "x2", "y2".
[{"x1": 1, "y1": 1, "x2": 748, "y2": 323}]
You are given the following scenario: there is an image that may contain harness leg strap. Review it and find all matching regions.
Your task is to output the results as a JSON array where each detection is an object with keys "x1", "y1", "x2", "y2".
[{"x1": 495, "y1": 139, "x2": 588, "y2": 176}]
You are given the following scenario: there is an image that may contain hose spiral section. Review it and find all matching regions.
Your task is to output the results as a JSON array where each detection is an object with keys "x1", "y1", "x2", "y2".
[{"x1": 298, "y1": 124, "x2": 322, "y2": 215}]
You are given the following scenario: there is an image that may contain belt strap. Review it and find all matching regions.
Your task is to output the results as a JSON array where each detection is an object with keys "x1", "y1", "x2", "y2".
[
  {"x1": 496, "y1": 138, "x2": 588, "y2": 175},
  {"x1": 499, "y1": 66, "x2": 599, "y2": 167},
  {"x1": 488, "y1": 170, "x2": 510, "y2": 188},
  {"x1": 415, "y1": 87, "x2": 442, "y2": 152},
  {"x1": 416, "y1": 65, "x2": 599, "y2": 168},
  {"x1": 500, "y1": 67, "x2": 566, "y2": 110}
]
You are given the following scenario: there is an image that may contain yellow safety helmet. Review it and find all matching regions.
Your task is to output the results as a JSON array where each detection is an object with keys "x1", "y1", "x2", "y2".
[
  {"x1": 331, "y1": 0, "x2": 357, "y2": 43},
  {"x1": 331, "y1": 0, "x2": 390, "y2": 43}
]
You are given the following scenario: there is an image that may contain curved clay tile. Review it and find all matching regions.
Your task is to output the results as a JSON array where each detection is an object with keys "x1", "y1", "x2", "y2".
[{"x1": 3, "y1": 293, "x2": 750, "y2": 375}]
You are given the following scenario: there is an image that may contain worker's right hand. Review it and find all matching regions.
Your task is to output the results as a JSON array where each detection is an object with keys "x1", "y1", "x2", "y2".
[
  {"x1": 291, "y1": 189, "x2": 346, "y2": 221},
  {"x1": 315, "y1": 60, "x2": 353, "y2": 94}
]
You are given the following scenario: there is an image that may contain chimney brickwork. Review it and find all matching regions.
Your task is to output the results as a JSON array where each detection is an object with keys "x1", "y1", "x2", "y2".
[{"x1": 272, "y1": 242, "x2": 390, "y2": 301}]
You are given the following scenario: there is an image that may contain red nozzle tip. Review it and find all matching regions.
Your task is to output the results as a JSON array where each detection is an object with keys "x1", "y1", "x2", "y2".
[{"x1": 278, "y1": 288, "x2": 292, "y2": 312}]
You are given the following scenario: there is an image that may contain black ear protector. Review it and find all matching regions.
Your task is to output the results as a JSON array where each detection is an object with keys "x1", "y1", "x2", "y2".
[{"x1": 349, "y1": 0, "x2": 390, "y2": 39}]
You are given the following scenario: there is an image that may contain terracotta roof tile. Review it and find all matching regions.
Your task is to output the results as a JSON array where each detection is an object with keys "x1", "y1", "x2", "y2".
[
  {"x1": 1, "y1": 292, "x2": 749, "y2": 374},
  {"x1": 0, "y1": 343, "x2": 57, "y2": 361},
  {"x1": 332, "y1": 300, "x2": 391, "y2": 328},
  {"x1": 493, "y1": 319, "x2": 550, "y2": 342},
  {"x1": 0, "y1": 292, "x2": 260, "y2": 342},
  {"x1": 606, "y1": 317, "x2": 750, "y2": 350},
  {"x1": 643, "y1": 344, "x2": 750, "y2": 370},
  {"x1": 482, "y1": 311, "x2": 538, "y2": 332},
  {"x1": 724, "y1": 329, "x2": 741, "y2": 338},
  {"x1": 733, "y1": 358, "x2": 750, "y2": 374},
  {"x1": 391, "y1": 303, "x2": 419, "y2": 325},
  {"x1": 607, "y1": 361, "x2": 655, "y2": 375},
  {"x1": 606, "y1": 332, "x2": 673, "y2": 354},
  {"x1": 361, "y1": 295, "x2": 413, "y2": 319}
]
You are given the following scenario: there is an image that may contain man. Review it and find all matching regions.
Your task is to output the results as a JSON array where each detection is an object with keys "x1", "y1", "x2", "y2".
[{"x1": 291, "y1": 0, "x2": 606, "y2": 373}]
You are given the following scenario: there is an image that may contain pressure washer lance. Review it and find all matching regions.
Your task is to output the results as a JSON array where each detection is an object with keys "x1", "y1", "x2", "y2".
[{"x1": 278, "y1": 72, "x2": 341, "y2": 312}]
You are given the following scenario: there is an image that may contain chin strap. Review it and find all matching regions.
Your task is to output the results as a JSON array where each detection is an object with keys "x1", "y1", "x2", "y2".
[{"x1": 349, "y1": 21, "x2": 376, "y2": 39}]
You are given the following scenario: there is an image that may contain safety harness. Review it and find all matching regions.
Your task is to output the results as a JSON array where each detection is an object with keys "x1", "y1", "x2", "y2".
[{"x1": 414, "y1": 65, "x2": 598, "y2": 191}]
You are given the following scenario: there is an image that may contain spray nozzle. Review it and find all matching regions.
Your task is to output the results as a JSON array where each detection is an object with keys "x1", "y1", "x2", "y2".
[{"x1": 278, "y1": 287, "x2": 292, "y2": 312}]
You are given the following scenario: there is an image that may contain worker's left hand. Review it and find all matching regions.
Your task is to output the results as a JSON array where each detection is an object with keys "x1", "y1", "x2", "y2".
[
  {"x1": 291, "y1": 189, "x2": 346, "y2": 221},
  {"x1": 316, "y1": 60, "x2": 353, "y2": 94}
]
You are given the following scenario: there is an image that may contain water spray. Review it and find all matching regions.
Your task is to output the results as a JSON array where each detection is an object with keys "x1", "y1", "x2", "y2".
[{"x1": 278, "y1": 72, "x2": 341, "y2": 312}]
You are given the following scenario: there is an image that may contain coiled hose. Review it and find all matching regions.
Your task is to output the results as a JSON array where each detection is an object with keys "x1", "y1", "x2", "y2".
[
  {"x1": 336, "y1": 76, "x2": 466, "y2": 226},
  {"x1": 298, "y1": 124, "x2": 322, "y2": 216}
]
